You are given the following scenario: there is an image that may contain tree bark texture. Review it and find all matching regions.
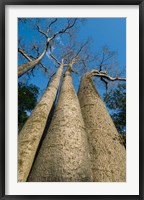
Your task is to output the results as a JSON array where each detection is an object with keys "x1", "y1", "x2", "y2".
[
  {"x1": 18, "y1": 64, "x2": 64, "y2": 182},
  {"x1": 18, "y1": 44, "x2": 48, "y2": 78},
  {"x1": 78, "y1": 72, "x2": 126, "y2": 182},
  {"x1": 28, "y1": 71, "x2": 93, "y2": 182}
]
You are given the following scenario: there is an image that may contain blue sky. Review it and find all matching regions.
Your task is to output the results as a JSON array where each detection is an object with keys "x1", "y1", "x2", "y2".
[
  {"x1": 78, "y1": 18, "x2": 126, "y2": 65},
  {"x1": 18, "y1": 18, "x2": 126, "y2": 100}
]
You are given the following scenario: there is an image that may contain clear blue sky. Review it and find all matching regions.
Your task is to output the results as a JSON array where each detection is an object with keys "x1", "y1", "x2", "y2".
[{"x1": 18, "y1": 18, "x2": 126, "y2": 100}]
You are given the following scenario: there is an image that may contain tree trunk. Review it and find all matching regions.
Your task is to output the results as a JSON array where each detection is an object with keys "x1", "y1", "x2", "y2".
[
  {"x1": 78, "y1": 72, "x2": 126, "y2": 182},
  {"x1": 18, "y1": 64, "x2": 64, "y2": 182},
  {"x1": 18, "y1": 43, "x2": 48, "y2": 78},
  {"x1": 28, "y1": 70, "x2": 93, "y2": 182}
]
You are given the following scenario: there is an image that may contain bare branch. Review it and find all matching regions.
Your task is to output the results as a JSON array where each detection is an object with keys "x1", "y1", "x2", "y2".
[
  {"x1": 49, "y1": 45, "x2": 61, "y2": 65},
  {"x1": 18, "y1": 48, "x2": 32, "y2": 62},
  {"x1": 18, "y1": 47, "x2": 48, "y2": 73},
  {"x1": 101, "y1": 77, "x2": 108, "y2": 94},
  {"x1": 36, "y1": 24, "x2": 48, "y2": 38},
  {"x1": 50, "y1": 18, "x2": 77, "y2": 41},
  {"x1": 50, "y1": 53, "x2": 61, "y2": 66},
  {"x1": 99, "y1": 52, "x2": 105, "y2": 71},
  {"x1": 91, "y1": 69, "x2": 126, "y2": 81},
  {"x1": 39, "y1": 63, "x2": 48, "y2": 72},
  {"x1": 96, "y1": 47, "x2": 116, "y2": 72},
  {"x1": 103, "y1": 53, "x2": 115, "y2": 63},
  {"x1": 46, "y1": 18, "x2": 58, "y2": 34},
  {"x1": 71, "y1": 41, "x2": 89, "y2": 62}
]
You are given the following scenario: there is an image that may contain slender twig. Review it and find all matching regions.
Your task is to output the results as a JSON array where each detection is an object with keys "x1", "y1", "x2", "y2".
[
  {"x1": 46, "y1": 18, "x2": 58, "y2": 34},
  {"x1": 36, "y1": 24, "x2": 48, "y2": 38},
  {"x1": 39, "y1": 63, "x2": 48, "y2": 72},
  {"x1": 101, "y1": 77, "x2": 108, "y2": 94},
  {"x1": 49, "y1": 45, "x2": 61, "y2": 65}
]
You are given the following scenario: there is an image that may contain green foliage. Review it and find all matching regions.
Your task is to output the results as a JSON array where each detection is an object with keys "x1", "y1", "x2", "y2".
[
  {"x1": 104, "y1": 83, "x2": 126, "y2": 134},
  {"x1": 18, "y1": 82, "x2": 39, "y2": 132},
  {"x1": 104, "y1": 83, "x2": 126, "y2": 148}
]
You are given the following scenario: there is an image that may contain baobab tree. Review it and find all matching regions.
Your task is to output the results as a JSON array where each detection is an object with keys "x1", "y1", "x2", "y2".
[
  {"x1": 18, "y1": 18, "x2": 126, "y2": 182},
  {"x1": 28, "y1": 61, "x2": 93, "y2": 182},
  {"x1": 18, "y1": 38, "x2": 90, "y2": 182},
  {"x1": 18, "y1": 18, "x2": 80, "y2": 182},
  {"x1": 78, "y1": 69, "x2": 126, "y2": 182},
  {"x1": 18, "y1": 60, "x2": 65, "y2": 182}
]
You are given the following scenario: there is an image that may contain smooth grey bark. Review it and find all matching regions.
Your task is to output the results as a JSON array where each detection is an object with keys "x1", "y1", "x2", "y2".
[
  {"x1": 28, "y1": 70, "x2": 93, "y2": 182},
  {"x1": 78, "y1": 72, "x2": 126, "y2": 182},
  {"x1": 18, "y1": 64, "x2": 64, "y2": 182}
]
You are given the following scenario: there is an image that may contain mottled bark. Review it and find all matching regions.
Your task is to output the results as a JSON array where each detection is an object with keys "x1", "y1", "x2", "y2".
[
  {"x1": 28, "y1": 71, "x2": 93, "y2": 182},
  {"x1": 78, "y1": 72, "x2": 126, "y2": 182},
  {"x1": 18, "y1": 64, "x2": 64, "y2": 182},
  {"x1": 18, "y1": 43, "x2": 48, "y2": 78}
]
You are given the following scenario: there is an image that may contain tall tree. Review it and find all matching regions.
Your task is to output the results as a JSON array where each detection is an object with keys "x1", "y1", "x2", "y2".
[
  {"x1": 78, "y1": 70, "x2": 126, "y2": 182},
  {"x1": 18, "y1": 18, "x2": 126, "y2": 182},
  {"x1": 28, "y1": 65, "x2": 93, "y2": 182},
  {"x1": 18, "y1": 61, "x2": 65, "y2": 182},
  {"x1": 18, "y1": 38, "x2": 91, "y2": 182}
]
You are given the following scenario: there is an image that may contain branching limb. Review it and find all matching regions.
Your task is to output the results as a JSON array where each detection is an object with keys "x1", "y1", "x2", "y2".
[
  {"x1": 46, "y1": 18, "x2": 58, "y2": 34},
  {"x1": 91, "y1": 69, "x2": 126, "y2": 81},
  {"x1": 36, "y1": 24, "x2": 48, "y2": 38},
  {"x1": 99, "y1": 52, "x2": 105, "y2": 71},
  {"x1": 18, "y1": 19, "x2": 77, "y2": 78},
  {"x1": 39, "y1": 63, "x2": 48, "y2": 72},
  {"x1": 18, "y1": 47, "x2": 48, "y2": 73},
  {"x1": 18, "y1": 48, "x2": 32, "y2": 61},
  {"x1": 71, "y1": 40, "x2": 89, "y2": 62},
  {"x1": 101, "y1": 77, "x2": 108, "y2": 94},
  {"x1": 49, "y1": 45, "x2": 61, "y2": 66},
  {"x1": 50, "y1": 18, "x2": 77, "y2": 41}
]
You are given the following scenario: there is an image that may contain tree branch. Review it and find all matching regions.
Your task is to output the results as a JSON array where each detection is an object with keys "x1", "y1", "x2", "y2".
[
  {"x1": 91, "y1": 69, "x2": 126, "y2": 81},
  {"x1": 101, "y1": 77, "x2": 108, "y2": 94},
  {"x1": 18, "y1": 48, "x2": 32, "y2": 62},
  {"x1": 39, "y1": 63, "x2": 48, "y2": 72},
  {"x1": 46, "y1": 18, "x2": 58, "y2": 34},
  {"x1": 50, "y1": 18, "x2": 77, "y2": 41},
  {"x1": 49, "y1": 45, "x2": 61, "y2": 66},
  {"x1": 18, "y1": 48, "x2": 48, "y2": 73},
  {"x1": 71, "y1": 41, "x2": 89, "y2": 62},
  {"x1": 36, "y1": 24, "x2": 48, "y2": 38}
]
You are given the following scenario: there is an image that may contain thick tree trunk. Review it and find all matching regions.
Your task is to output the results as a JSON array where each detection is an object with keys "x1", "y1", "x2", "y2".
[
  {"x1": 28, "y1": 70, "x2": 93, "y2": 182},
  {"x1": 78, "y1": 72, "x2": 126, "y2": 182},
  {"x1": 18, "y1": 64, "x2": 64, "y2": 182},
  {"x1": 18, "y1": 43, "x2": 48, "y2": 78}
]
